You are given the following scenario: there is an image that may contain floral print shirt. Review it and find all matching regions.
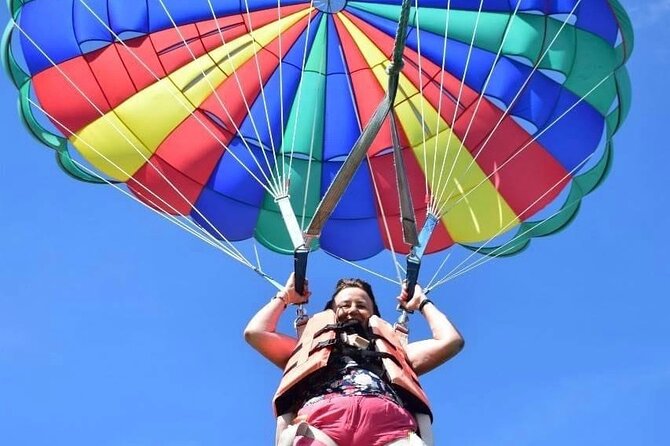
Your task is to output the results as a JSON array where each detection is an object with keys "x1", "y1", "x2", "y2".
[{"x1": 298, "y1": 355, "x2": 404, "y2": 408}]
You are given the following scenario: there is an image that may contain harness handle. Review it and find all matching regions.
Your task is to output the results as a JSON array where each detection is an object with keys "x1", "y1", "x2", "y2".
[
  {"x1": 292, "y1": 247, "x2": 310, "y2": 337},
  {"x1": 293, "y1": 246, "x2": 309, "y2": 296},
  {"x1": 404, "y1": 253, "x2": 421, "y2": 303},
  {"x1": 394, "y1": 254, "x2": 421, "y2": 343}
]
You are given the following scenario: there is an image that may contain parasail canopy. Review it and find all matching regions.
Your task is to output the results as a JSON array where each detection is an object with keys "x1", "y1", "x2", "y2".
[{"x1": 4, "y1": 0, "x2": 633, "y2": 285}]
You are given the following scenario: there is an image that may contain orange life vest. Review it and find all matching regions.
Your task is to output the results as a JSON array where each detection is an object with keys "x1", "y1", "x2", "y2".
[{"x1": 273, "y1": 310, "x2": 432, "y2": 420}]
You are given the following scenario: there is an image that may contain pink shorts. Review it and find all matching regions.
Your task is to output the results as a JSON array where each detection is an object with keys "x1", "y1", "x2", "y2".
[{"x1": 294, "y1": 394, "x2": 417, "y2": 446}]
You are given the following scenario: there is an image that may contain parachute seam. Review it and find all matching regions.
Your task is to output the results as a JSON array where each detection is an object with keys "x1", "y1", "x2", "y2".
[{"x1": 300, "y1": 22, "x2": 328, "y2": 231}]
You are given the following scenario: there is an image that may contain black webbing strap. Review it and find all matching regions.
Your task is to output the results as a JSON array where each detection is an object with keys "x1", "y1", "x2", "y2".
[
  {"x1": 293, "y1": 246, "x2": 309, "y2": 296},
  {"x1": 313, "y1": 324, "x2": 341, "y2": 338},
  {"x1": 342, "y1": 348, "x2": 401, "y2": 369},
  {"x1": 309, "y1": 338, "x2": 338, "y2": 355}
]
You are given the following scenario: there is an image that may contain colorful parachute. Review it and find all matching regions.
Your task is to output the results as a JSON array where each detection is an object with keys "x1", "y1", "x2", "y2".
[{"x1": 4, "y1": 0, "x2": 633, "y2": 266}]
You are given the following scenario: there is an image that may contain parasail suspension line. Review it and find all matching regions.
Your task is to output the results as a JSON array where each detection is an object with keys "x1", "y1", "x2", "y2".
[
  {"x1": 30, "y1": 98, "x2": 281, "y2": 284},
  {"x1": 435, "y1": 0, "x2": 582, "y2": 213},
  {"x1": 366, "y1": 158, "x2": 405, "y2": 284}
]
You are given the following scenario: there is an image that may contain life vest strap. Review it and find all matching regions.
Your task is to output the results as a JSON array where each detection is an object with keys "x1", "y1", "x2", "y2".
[
  {"x1": 313, "y1": 323, "x2": 342, "y2": 338},
  {"x1": 310, "y1": 338, "x2": 338, "y2": 355}
]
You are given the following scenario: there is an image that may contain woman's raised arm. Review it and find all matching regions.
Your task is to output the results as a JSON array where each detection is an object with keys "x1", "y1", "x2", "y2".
[
  {"x1": 399, "y1": 285, "x2": 464, "y2": 376},
  {"x1": 244, "y1": 273, "x2": 310, "y2": 369}
]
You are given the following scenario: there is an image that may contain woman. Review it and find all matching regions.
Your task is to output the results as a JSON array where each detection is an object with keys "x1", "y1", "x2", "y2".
[{"x1": 244, "y1": 274, "x2": 464, "y2": 446}]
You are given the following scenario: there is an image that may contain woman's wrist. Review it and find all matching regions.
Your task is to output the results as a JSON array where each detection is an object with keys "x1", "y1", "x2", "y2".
[
  {"x1": 419, "y1": 298, "x2": 433, "y2": 313},
  {"x1": 272, "y1": 291, "x2": 288, "y2": 309}
]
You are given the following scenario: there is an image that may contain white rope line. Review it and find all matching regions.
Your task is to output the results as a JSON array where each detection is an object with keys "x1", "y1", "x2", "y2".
[
  {"x1": 428, "y1": 0, "x2": 485, "y2": 212},
  {"x1": 412, "y1": 0, "x2": 430, "y2": 200},
  {"x1": 74, "y1": 2, "x2": 278, "y2": 196},
  {"x1": 428, "y1": 25, "x2": 614, "y2": 291},
  {"x1": 436, "y1": 0, "x2": 584, "y2": 213},
  {"x1": 28, "y1": 98, "x2": 254, "y2": 266},
  {"x1": 244, "y1": 0, "x2": 313, "y2": 192},
  {"x1": 285, "y1": 1, "x2": 317, "y2": 197},
  {"x1": 429, "y1": 183, "x2": 588, "y2": 290},
  {"x1": 367, "y1": 155, "x2": 404, "y2": 285},
  {"x1": 436, "y1": 70, "x2": 612, "y2": 219},
  {"x1": 242, "y1": 0, "x2": 283, "y2": 169},
  {"x1": 78, "y1": 0, "x2": 288, "y2": 256},
  {"x1": 209, "y1": 0, "x2": 288, "y2": 191},
  {"x1": 157, "y1": 0, "x2": 283, "y2": 196},
  {"x1": 71, "y1": 157, "x2": 252, "y2": 261},
  {"x1": 276, "y1": 0, "x2": 287, "y2": 189},
  {"x1": 15, "y1": 16, "x2": 258, "y2": 263},
  {"x1": 425, "y1": 252, "x2": 451, "y2": 290},
  {"x1": 427, "y1": 150, "x2": 596, "y2": 292},
  {"x1": 429, "y1": 0, "x2": 451, "y2": 199},
  {"x1": 431, "y1": 0, "x2": 522, "y2": 208},
  {"x1": 85, "y1": 161, "x2": 282, "y2": 290},
  {"x1": 33, "y1": 102, "x2": 236, "y2": 254},
  {"x1": 325, "y1": 252, "x2": 400, "y2": 285},
  {"x1": 31, "y1": 101, "x2": 282, "y2": 287},
  {"x1": 253, "y1": 241, "x2": 263, "y2": 271}
]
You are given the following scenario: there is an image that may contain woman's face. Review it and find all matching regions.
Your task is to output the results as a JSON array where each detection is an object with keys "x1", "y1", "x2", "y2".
[{"x1": 332, "y1": 286, "x2": 374, "y2": 325}]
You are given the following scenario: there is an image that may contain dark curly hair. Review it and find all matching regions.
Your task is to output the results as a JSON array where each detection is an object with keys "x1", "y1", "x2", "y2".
[{"x1": 322, "y1": 278, "x2": 381, "y2": 317}]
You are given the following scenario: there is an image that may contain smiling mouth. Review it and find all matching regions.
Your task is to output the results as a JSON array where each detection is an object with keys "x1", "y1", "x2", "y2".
[
  {"x1": 337, "y1": 314, "x2": 360, "y2": 323},
  {"x1": 345, "y1": 316, "x2": 368, "y2": 326}
]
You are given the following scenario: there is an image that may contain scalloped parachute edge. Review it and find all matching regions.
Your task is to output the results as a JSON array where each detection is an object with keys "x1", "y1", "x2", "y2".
[
  {"x1": 2, "y1": 0, "x2": 634, "y2": 258},
  {"x1": 2, "y1": 4, "x2": 110, "y2": 183},
  {"x1": 461, "y1": 0, "x2": 634, "y2": 259},
  {"x1": 463, "y1": 141, "x2": 613, "y2": 257}
]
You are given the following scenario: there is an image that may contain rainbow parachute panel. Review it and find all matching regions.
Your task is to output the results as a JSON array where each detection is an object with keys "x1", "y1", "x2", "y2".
[{"x1": 5, "y1": 0, "x2": 633, "y2": 260}]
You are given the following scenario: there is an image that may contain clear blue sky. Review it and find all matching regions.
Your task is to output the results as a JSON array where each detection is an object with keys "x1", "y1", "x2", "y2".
[{"x1": 1, "y1": 1, "x2": 668, "y2": 445}]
